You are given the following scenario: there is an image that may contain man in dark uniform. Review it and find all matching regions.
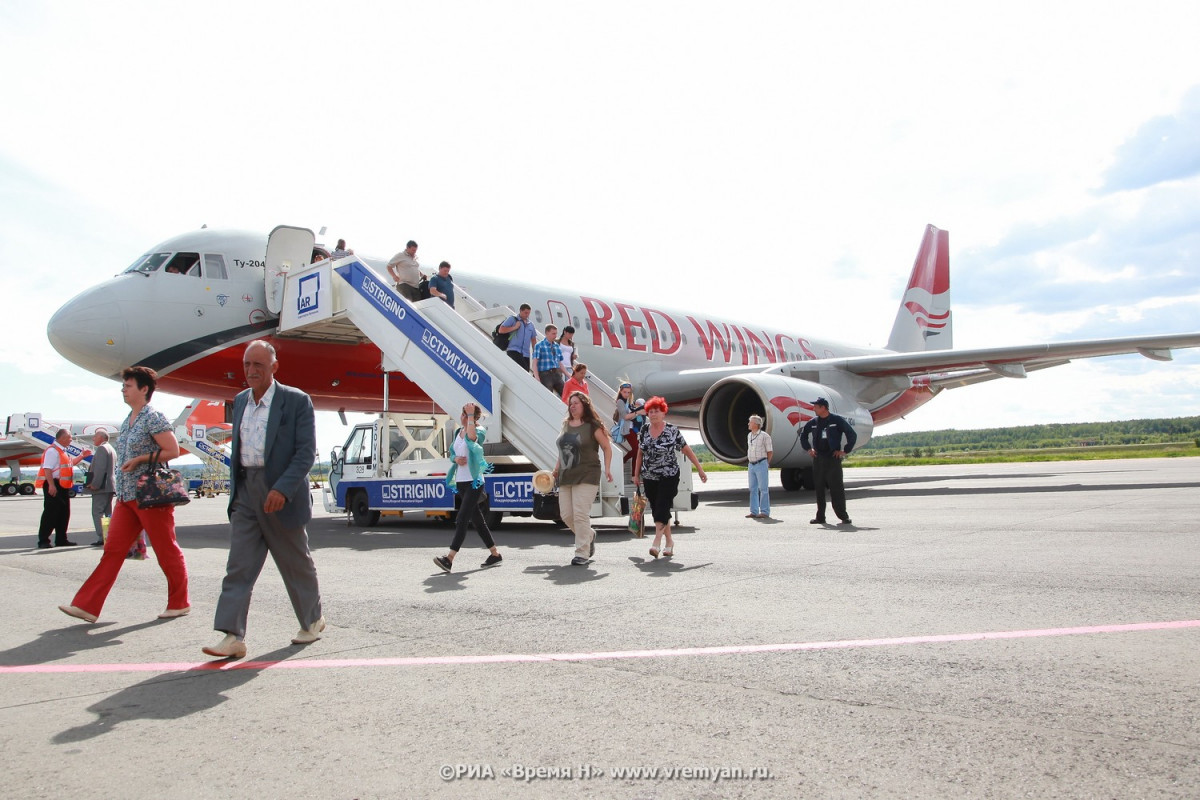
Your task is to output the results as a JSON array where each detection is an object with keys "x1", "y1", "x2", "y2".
[{"x1": 800, "y1": 397, "x2": 858, "y2": 525}]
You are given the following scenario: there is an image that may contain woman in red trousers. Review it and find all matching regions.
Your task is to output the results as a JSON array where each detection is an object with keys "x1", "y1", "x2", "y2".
[{"x1": 59, "y1": 366, "x2": 190, "y2": 623}]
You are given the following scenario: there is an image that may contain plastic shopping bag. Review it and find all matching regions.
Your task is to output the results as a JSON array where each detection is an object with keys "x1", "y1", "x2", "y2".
[{"x1": 629, "y1": 488, "x2": 646, "y2": 538}]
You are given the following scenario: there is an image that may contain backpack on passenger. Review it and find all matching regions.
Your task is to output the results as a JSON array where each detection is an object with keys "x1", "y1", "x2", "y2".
[{"x1": 491, "y1": 323, "x2": 511, "y2": 350}]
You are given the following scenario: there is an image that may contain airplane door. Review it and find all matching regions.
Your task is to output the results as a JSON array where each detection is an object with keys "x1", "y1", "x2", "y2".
[
  {"x1": 546, "y1": 300, "x2": 571, "y2": 329},
  {"x1": 265, "y1": 226, "x2": 316, "y2": 315}
]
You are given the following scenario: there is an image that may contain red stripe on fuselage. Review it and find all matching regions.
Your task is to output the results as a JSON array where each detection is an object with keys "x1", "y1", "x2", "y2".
[{"x1": 155, "y1": 338, "x2": 440, "y2": 414}]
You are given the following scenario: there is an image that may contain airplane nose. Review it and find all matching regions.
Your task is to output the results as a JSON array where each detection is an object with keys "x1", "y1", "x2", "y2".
[{"x1": 47, "y1": 283, "x2": 130, "y2": 379}]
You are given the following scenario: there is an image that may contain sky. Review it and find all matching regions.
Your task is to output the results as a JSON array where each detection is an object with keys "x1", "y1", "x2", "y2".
[{"x1": 2, "y1": 1, "x2": 1199, "y2": 460}]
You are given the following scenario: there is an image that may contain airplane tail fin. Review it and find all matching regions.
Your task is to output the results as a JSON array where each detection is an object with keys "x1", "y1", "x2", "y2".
[
  {"x1": 173, "y1": 399, "x2": 231, "y2": 440},
  {"x1": 886, "y1": 224, "x2": 952, "y2": 353}
]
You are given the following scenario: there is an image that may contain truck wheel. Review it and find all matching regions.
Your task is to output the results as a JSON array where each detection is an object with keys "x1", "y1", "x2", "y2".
[
  {"x1": 19, "y1": 482, "x2": 36, "y2": 496},
  {"x1": 350, "y1": 491, "x2": 380, "y2": 527}
]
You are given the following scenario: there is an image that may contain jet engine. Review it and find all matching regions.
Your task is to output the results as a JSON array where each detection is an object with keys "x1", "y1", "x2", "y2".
[{"x1": 698, "y1": 374, "x2": 874, "y2": 490}]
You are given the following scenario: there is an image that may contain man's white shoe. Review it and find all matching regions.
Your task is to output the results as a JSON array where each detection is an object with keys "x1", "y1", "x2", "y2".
[
  {"x1": 201, "y1": 633, "x2": 247, "y2": 659},
  {"x1": 291, "y1": 616, "x2": 326, "y2": 645}
]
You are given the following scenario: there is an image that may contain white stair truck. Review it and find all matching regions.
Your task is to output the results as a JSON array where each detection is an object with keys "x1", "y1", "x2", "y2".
[{"x1": 267, "y1": 224, "x2": 695, "y2": 528}]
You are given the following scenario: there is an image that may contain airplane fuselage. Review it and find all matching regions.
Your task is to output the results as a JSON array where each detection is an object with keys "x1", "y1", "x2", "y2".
[
  {"x1": 46, "y1": 229, "x2": 922, "y2": 427},
  {"x1": 46, "y1": 225, "x2": 1200, "y2": 478}
]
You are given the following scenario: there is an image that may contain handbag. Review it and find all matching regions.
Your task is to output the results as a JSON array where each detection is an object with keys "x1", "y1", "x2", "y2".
[
  {"x1": 629, "y1": 487, "x2": 646, "y2": 537},
  {"x1": 134, "y1": 449, "x2": 191, "y2": 509},
  {"x1": 532, "y1": 492, "x2": 560, "y2": 521}
]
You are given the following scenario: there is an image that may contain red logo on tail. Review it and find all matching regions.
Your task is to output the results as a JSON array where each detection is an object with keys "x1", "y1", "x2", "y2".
[{"x1": 904, "y1": 301, "x2": 950, "y2": 331}]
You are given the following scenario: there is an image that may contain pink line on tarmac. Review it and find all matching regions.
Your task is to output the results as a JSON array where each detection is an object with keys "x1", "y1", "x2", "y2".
[{"x1": 3, "y1": 619, "x2": 1198, "y2": 675}]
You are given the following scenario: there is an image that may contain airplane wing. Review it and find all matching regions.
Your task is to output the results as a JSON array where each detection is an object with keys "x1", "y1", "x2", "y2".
[
  {"x1": 789, "y1": 331, "x2": 1200, "y2": 382},
  {"x1": 645, "y1": 331, "x2": 1200, "y2": 400},
  {"x1": 0, "y1": 438, "x2": 43, "y2": 461}
]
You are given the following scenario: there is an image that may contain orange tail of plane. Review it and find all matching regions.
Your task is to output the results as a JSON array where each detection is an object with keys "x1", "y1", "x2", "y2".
[
  {"x1": 886, "y1": 224, "x2": 952, "y2": 353},
  {"x1": 174, "y1": 399, "x2": 233, "y2": 441}
]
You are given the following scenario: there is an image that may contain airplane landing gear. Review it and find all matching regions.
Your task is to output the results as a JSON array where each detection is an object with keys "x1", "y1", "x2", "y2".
[{"x1": 781, "y1": 467, "x2": 814, "y2": 492}]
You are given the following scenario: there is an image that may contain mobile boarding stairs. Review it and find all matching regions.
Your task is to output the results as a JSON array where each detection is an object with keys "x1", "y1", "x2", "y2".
[{"x1": 267, "y1": 225, "x2": 648, "y2": 524}]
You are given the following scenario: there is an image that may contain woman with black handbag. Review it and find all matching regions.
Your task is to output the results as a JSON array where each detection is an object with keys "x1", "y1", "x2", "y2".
[
  {"x1": 554, "y1": 391, "x2": 614, "y2": 566},
  {"x1": 59, "y1": 366, "x2": 191, "y2": 624}
]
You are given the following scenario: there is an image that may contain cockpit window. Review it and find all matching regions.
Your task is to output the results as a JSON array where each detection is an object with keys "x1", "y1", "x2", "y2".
[
  {"x1": 163, "y1": 252, "x2": 201, "y2": 277},
  {"x1": 203, "y1": 254, "x2": 228, "y2": 280},
  {"x1": 124, "y1": 252, "x2": 172, "y2": 274}
]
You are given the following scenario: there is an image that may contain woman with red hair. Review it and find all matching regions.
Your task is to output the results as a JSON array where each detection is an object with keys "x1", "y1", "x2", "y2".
[{"x1": 632, "y1": 397, "x2": 707, "y2": 558}]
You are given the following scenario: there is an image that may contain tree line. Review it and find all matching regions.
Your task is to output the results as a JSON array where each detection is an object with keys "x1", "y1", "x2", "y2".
[{"x1": 857, "y1": 416, "x2": 1200, "y2": 455}]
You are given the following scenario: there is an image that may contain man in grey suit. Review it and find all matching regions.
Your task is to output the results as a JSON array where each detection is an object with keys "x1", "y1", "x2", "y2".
[
  {"x1": 203, "y1": 340, "x2": 325, "y2": 659},
  {"x1": 85, "y1": 429, "x2": 116, "y2": 546}
]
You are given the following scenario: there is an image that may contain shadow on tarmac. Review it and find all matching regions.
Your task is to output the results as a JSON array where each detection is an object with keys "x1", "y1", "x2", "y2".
[
  {"x1": 51, "y1": 645, "x2": 300, "y2": 744},
  {"x1": 522, "y1": 563, "x2": 611, "y2": 585},
  {"x1": 699, "y1": 471, "x2": 1200, "y2": 508},
  {"x1": 629, "y1": 556, "x2": 712, "y2": 576},
  {"x1": 303, "y1": 519, "x2": 637, "y2": 556},
  {"x1": 0, "y1": 619, "x2": 166, "y2": 667}
]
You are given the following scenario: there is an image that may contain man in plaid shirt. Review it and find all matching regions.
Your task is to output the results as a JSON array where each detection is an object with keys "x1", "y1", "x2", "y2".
[{"x1": 531, "y1": 324, "x2": 568, "y2": 396}]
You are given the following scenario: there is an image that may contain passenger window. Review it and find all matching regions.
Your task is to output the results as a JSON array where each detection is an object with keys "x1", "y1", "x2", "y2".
[{"x1": 203, "y1": 254, "x2": 228, "y2": 280}]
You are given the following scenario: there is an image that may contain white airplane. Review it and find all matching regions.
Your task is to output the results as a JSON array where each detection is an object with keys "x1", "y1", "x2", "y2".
[
  {"x1": 46, "y1": 225, "x2": 1200, "y2": 491},
  {"x1": 2, "y1": 402, "x2": 229, "y2": 495},
  {"x1": 2, "y1": 415, "x2": 115, "y2": 496}
]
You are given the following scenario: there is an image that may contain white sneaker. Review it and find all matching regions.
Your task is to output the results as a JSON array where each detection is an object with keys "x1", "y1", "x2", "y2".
[{"x1": 291, "y1": 616, "x2": 326, "y2": 645}]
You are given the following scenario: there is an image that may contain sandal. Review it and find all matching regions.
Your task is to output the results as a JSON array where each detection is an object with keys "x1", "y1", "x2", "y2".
[
  {"x1": 662, "y1": 549, "x2": 673, "y2": 557},
  {"x1": 649, "y1": 547, "x2": 659, "y2": 559}
]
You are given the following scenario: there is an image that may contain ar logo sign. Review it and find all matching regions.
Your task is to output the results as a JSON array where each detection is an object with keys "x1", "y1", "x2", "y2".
[{"x1": 297, "y1": 273, "x2": 321, "y2": 315}]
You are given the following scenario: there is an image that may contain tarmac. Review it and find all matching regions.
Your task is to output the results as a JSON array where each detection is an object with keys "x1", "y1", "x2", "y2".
[{"x1": 1, "y1": 458, "x2": 1198, "y2": 799}]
